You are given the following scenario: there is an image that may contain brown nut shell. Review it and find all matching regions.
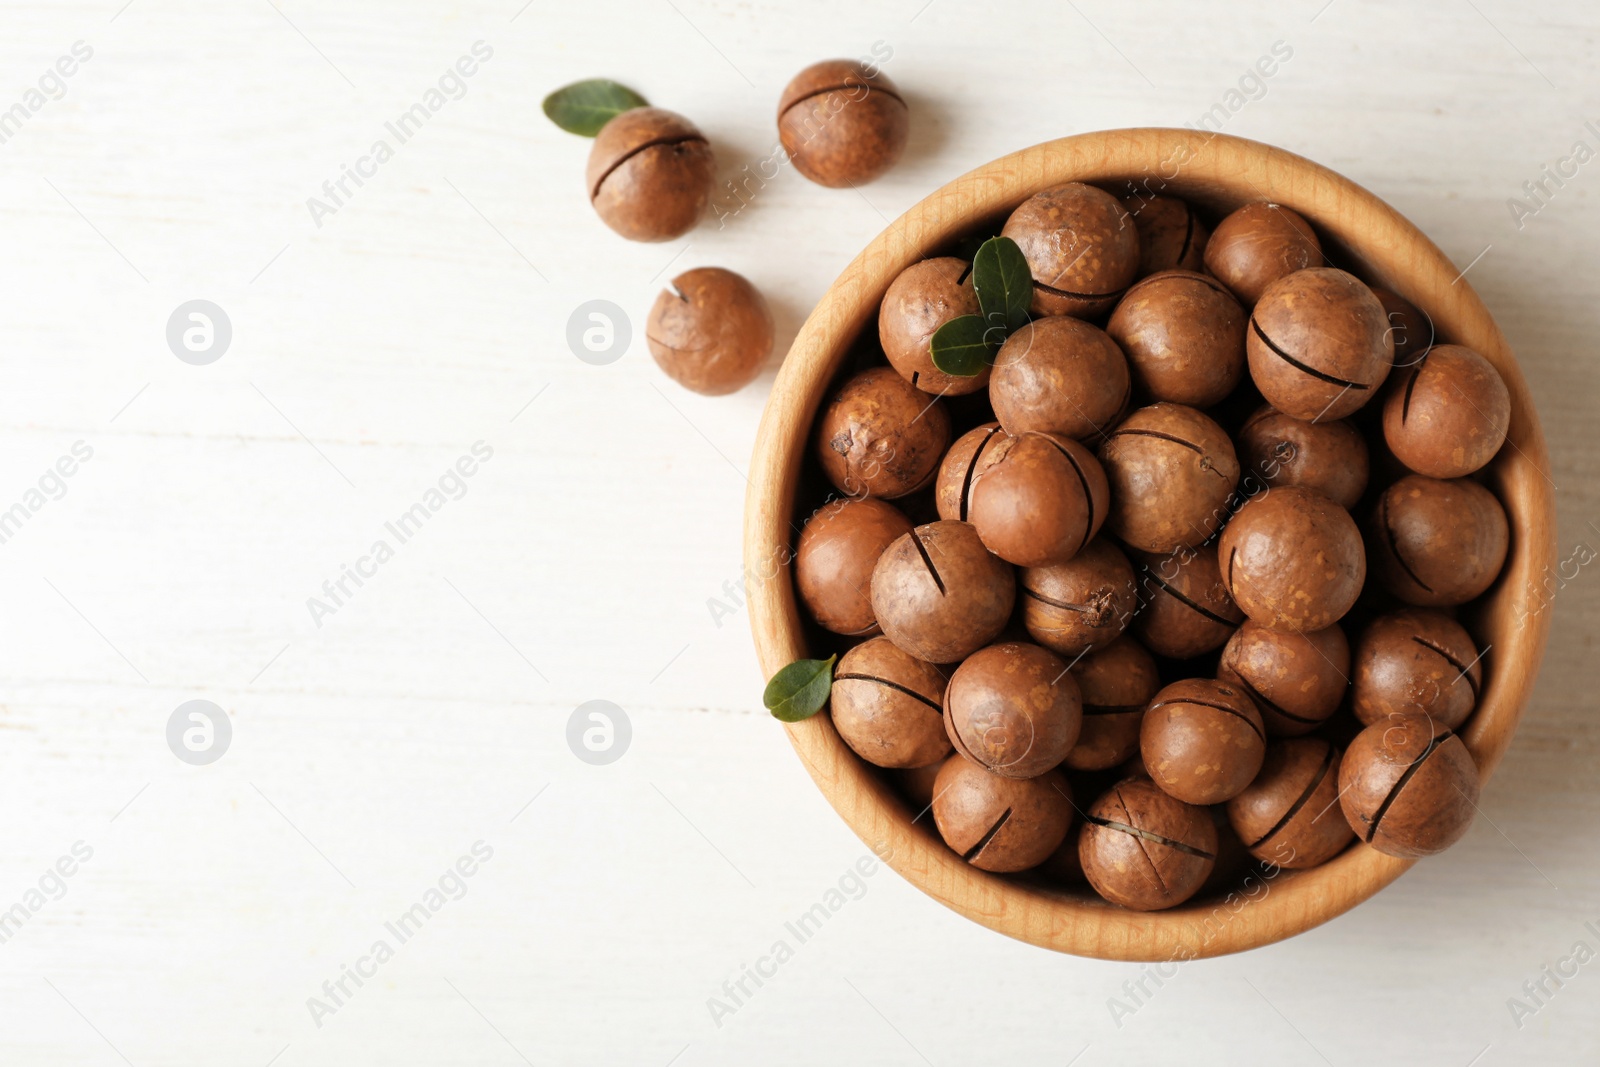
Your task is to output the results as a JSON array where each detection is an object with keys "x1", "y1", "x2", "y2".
[
  {"x1": 932, "y1": 757, "x2": 1073, "y2": 873},
  {"x1": 1020, "y1": 537, "x2": 1137, "y2": 656},
  {"x1": 1218, "y1": 620, "x2": 1350, "y2": 736},
  {"x1": 1226, "y1": 738, "x2": 1353, "y2": 868},
  {"x1": 795, "y1": 497, "x2": 915, "y2": 636},
  {"x1": 880, "y1": 257, "x2": 988, "y2": 396},
  {"x1": 814, "y1": 367, "x2": 951, "y2": 499},
  {"x1": 967, "y1": 431, "x2": 1109, "y2": 568},
  {"x1": 1064, "y1": 637, "x2": 1161, "y2": 771},
  {"x1": 830, "y1": 637, "x2": 951, "y2": 769},
  {"x1": 1079, "y1": 777, "x2": 1217, "y2": 911},
  {"x1": 1338, "y1": 716, "x2": 1479, "y2": 858},
  {"x1": 1219, "y1": 486, "x2": 1365, "y2": 632},
  {"x1": 1236, "y1": 404, "x2": 1369, "y2": 509},
  {"x1": 1382, "y1": 344, "x2": 1510, "y2": 479},
  {"x1": 943, "y1": 642, "x2": 1082, "y2": 778},
  {"x1": 1099, "y1": 403, "x2": 1239, "y2": 554},
  {"x1": 1246, "y1": 267, "x2": 1394, "y2": 422},
  {"x1": 1371, "y1": 287, "x2": 1435, "y2": 369},
  {"x1": 777, "y1": 60, "x2": 909, "y2": 188},
  {"x1": 1351, "y1": 609, "x2": 1482, "y2": 729},
  {"x1": 587, "y1": 107, "x2": 714, "y2": 242},
  {"x1": 870, "y1": 520, "x2": 1016, "y2": 664},
  {"x1": 934, "y1": 423, "x2": 1004, "y2": 522},
  {"x1": 647, "y1": 268, "x2": 774, "y2": 395},
  {"x1": 990, "y1": 316, "x2": 1131, "y2": 439},
  {"x1": 1140, "y1": 678, "x2": 1266, "y2": 805},
  {"x1": 1123, "y1": 194, "x2": 1208, "y2": 275},
  {"x1": 1106, "y1": 270, "x2": 1246, "y2": 408},
  {"x1": 1203, "y1": 202, "x2": 1323, "y2": 306},
  {"x1": 1130, "y1": 547, "x2": 1243, "y2": 659},
  {"x1": 1001, "y1": 182, "x2": 1140, "y2": 319},
  {"x1": 1367, "y1": 475, "x2": 1509, "y2": 606}
]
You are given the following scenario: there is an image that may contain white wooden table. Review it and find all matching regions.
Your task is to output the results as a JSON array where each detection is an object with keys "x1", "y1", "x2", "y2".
[{"x1": 1, "y1": 1, "x2": 1596, "y2": 1063}]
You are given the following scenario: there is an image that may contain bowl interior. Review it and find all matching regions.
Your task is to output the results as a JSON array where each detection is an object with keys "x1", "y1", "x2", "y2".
[{"x1": 744, "y1": 129, "x2": 1555, "y2": 960}]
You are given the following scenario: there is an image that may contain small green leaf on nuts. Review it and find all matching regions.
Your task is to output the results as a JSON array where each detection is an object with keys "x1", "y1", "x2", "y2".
[
  {"x1": 763, "y1": 654, "x2": 837, "y2": 723},
  {"x1": 930, "y1": 314, "x2": 999, "y2": 377},
  {"x1": 542, "y1": 79, "x2": 649, "y2": 136},
  {"x1": 972, "y1": 235, "x2": 1032, "y2": 333}
]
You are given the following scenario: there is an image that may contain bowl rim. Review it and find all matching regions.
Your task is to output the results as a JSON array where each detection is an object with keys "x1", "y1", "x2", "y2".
[{"x1": 743, "y1": 128, "x2": 1556, "y2": 960}]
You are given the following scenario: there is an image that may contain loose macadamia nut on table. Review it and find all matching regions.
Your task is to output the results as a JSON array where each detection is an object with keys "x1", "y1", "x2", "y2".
[
  {"x1": 1001, "y1": 182, "x2": 1140, "y2": 319},
  {"x1": 1141, "y1": 678, "x2": 1266, "y2": 805},
  {"x1": 586, "y1": 107, "x2": 714, "y2": 242},
  {"x1": 1247, "y1": 267, "x2": 1394, "y2": 422},
  {"x1": 1123, "y1": 194, "x2": 1208, "y2": 275},
  {"x1": 1371, "y1": 287, "x2": 1435, "y2": 368},
  {"x1": 1219, "y1": 486, "x2": 1365, "y2": 632},
  {"x1": 1382, "y1": 344, "x2": 1511, "y2": 479},
  {"x1": 1099, "y1": 403, "x2": 1240, "y2": 554},
  {"x1": 880, "y1": 257, "x2": 988, "y2": 396},
  {"x1": 944, "y1": 642, "x2": 1082, "y2": 778},
  {"x1": 1352, "y1": 609, "x2": 1482, "y2": 729},
  {"x1": 1020, "y1": 537, "x2": 1137, "y2": 656},
  {"x1": 829, "y1": 636, "x2": 951, "y2": 769},
  {"x1": 647, "y1": 268, "x2": 774, "y2": 396},
  {"x1": 777, "y1": 59, "x2": 909, "y2": 188},
  {"x1": 1367, "y1": 474, "x2": 1509, "y2": 606},
  {"x1": 968, "y1": 430, "x2": 1109, "y2": 568},
  {"x1": 935, "y1": 423, "x2": 1004, "y2": 522},
  {"x1": 990, "y1": 316, "x2": 1131, "y2": 439},
  {"x1": 1236, "y1": 404, "x2": 1369, "y2": 509},
  {"x1": 814, "y1": 367, "x2": 951, "y2": 499},
  {"x1": 1106, "y1": 271, "x2": 1246, "y2": 408},
  {"x1": 795, "y1": 497, "x2": 914, "y2": 636},
  {"x1": 1227, "y1": 738, "x2": 1353, "y2": 868},
  {"x1": 1131, "y1": 546, "x2": 1243, "y2": 659},
  {"x1": 1079, "y1": 777, "x2": 1217, "y2": 910},
  {"x1": 932, "y1": 757, "x2": 1073, "y2": 873},
  {"x1": 1339, "y1": 715, "x2": 1479, "y2": 858},
  {"x1": 870, "y1": 520, "x2": 1015, "y2": 664},
  {"x1": 1064, "y1": 637, "x2": 1161, "y2": 771},
  {"x1": 1203, "y1": 202, "x2": 1324, "y2": 307},
  {"x1": 1218, "y1": 620, "x2": 1350, "y2": 736}
]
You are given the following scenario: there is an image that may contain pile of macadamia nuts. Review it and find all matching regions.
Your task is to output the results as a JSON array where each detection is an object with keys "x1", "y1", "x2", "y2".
[{"x1": 795, "y1": 182, "x2": 1512, "y2": 911}]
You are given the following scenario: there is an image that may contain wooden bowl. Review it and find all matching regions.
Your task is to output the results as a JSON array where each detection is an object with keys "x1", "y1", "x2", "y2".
[{"x1": 743, "y1": 129, "x2": 1555, "y2": 960}]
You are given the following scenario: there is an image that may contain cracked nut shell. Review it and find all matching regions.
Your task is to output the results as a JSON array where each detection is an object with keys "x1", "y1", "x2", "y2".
[
  {"x1": 870, "y1": 520, "x2": 1015, "y2": 664},
  {"x1": 795, "y1": 497, "x2": 914, "y2": 636},
  {"x1": 1371, "y1": 287, "x2": 1435, "y2": 368},
  {"x1": 1140, "y1": 678, "x2": 1266, "y2": 805},
  {"x1": 1339, "y1": 715, "x2": 1479, "y2": 858},
  {"x1": 880, "y1": 257, "x2": 988, "y2": 396},
  {"x1": 1382, "y1": 344, "x2": 1510, "y2": 479},
  {"x1": 1247, "y1": 267, "x2": 1394, "y2": 422},
  {"x1": 1218, "y1": 620, "x2": 1350, "y2": 736},
  {"x1": 943, "y1": 642, "x2": 1083, "y2": 778},
  {"x1": 1106, "y1": 270, "x2": 1246, "y2": 408},
  {"x1": 934, "y1": 422, "x2": 1004, "y2": 522},
  {"x1": 830, "y1": 636, "x2": 951, "y2": 769},
  {"x1": 1124, "y1": 194, "x2": 1208, "y2": 275},
  {"x1": 1203, "y1": 202, "x2": 1323, "y2": 306},
  {"x1": 1367, "y1": 474, "x2": 1508, "y2": 607},
  {"x1": 1226, "y1": 737, "x2": 1353, "y2": 868},
  {"x1": 1219, "y1": 486, "x2": 1365, "y2": 632},
  {"x1": 1001, "y1": 182, "x2": 1140, "y2": 319},
  {"x1": 1020, "y1": 537, "x2": 1138, "y2": 656},
  {"x1": 1079, "y1": 777, "x2": 1217, "y2": 911},
  {"x1": 1351, "y1": 608, "x2": 1482, "y2": 729},
  {"x1": 1064, "y1": 637, "x2": 1161, "y2": 771},
  {"x1": 1236, "y1": 404, "x2": 1369, "y2": 509},
  {"x1": 814, "y1": 367, "x2": 951, "y2": 499},
  {"x1": 777, "y1": 59, "x2": 909, "y2": 188},
  {"x1": 1131, "y1": 546, "x2": 1243, "y2": 659},
  {"x1": 647, "y1": 267, "x2": 774, "y2": 395},
  {"x1": 1099, "y1": 403, "x2": 1240, "y2": 554},
  {"x1": 586, "y1": 107, "x2": 714, "y2": 242},
  {"x1": 990, "y1": 316, "x2": 1131, "y2": 439},
  {"x1": 932, "y1": 756, "x2": 1073, "y2": 873},
  {"x1": 968, "y1": 430, "x2": 1109, "y2": 568}
]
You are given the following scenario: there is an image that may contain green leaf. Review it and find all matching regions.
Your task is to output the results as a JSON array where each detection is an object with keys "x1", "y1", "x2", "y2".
[
  {"x1": 763, "y1": 655, "x2": 837, "y2": 723},
  {"x1": 542, "y1": 79, "x2": 649, "y2": 137},
  {"x1": 972, "y1": 235, "x2": 1033, "y2": 334},
  {"x1": 929, "y1": 314, "x2": 1001, "y2": 377}
]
